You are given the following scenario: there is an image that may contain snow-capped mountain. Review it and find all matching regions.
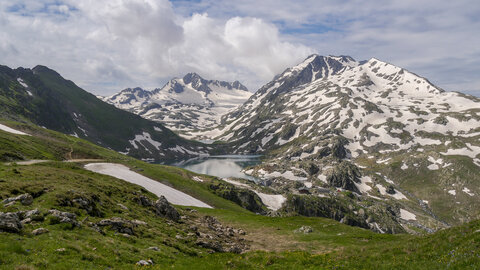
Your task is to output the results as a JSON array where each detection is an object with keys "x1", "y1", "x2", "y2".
[
  {"x1": 101, "y1": 73, "x2": 251, "y2": 138},
  {"x1": 210, "y1": 54, "x2": 480, "y2": 232}
]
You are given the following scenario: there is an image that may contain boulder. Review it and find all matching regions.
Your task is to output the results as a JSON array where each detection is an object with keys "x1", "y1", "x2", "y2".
[
  {"x1": 136, "y1": 260, "x2": 154, "y2": 266},
  {"x1": 0, "y1": 212, "x2": 22, "y2": 232},
  {"x1": 386, "y1": 185, "x2": 396, "y2": 194},
  {"x1": 17, "y1": 209, "x2": 43, "y2": 222},
  {"x1": 154, "y1": 196, "x2": 180, "y2": 222},
  {"x1": 48, "y1": 209, "x2": 80, "y2": 227},
  {"x1": 32, "y1": 228, "x2": 49, "y2": 235},
  {"x1": 294, "y1": 225, "x2": 313, "y2": 234}
]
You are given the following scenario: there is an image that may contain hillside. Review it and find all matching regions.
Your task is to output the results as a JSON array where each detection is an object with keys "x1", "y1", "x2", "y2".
[
  {"x1": 0, "y1": 65, "x2": 208, "y2": 161},
  {"x1": 101, "y1": 73, "x2": 251, "y2": 138},
  {"x1": 0, "y1": 121, "x2": 479, "y2": 269}
]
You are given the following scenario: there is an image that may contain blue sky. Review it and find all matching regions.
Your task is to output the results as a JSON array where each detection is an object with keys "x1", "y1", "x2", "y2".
[{"x1": 0, "y1": 0, "x2": 479, "y2": 97}]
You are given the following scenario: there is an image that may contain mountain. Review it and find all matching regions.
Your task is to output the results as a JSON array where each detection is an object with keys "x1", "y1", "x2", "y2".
[
  {"x1": 211, "y1": 55, "x2": 480, "y2": 232},
  {"x1": 0, "y1": 65, "x2": 209, "y2": 161},
  {"x1": 100, "y1": 73, "x2": 251, "y2": 138}
]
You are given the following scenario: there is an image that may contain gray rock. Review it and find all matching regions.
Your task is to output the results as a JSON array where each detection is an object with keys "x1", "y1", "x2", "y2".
[
  {"x1": 2, "y1": 193, "x2": 33, "y2": 206},
  {"x1": 147, "y1": 246, "x2": 159, "y2": 251},
  {"x1": 97, "y1": 217, "x2": 135, "y2": 235},
  {"x1": 135, "y1": 195, "x2": 153, "y2": 207},
  {"x1": 154, "y1": 196, "x2": 180, "y2": 222},
  {"x1": 0, "y1": 212, "x2": 22, "y2": 232},
  {"x1": 117, "y1": 203, "x2": 128, "y2": 210},
  {"x1": 386, "y1": 185, "x2": 396, "y2": 194},
  {"x1": 4, "y1": 201, "x2": 16, "y2": 207},
  {"x1": 56, "y1": 248, "x2": 66, "y2": 252},
  {"x1": 131, "y1": 219, "x2": 147, "y2": 226},
  {"x1": 294, "y1": 225, "x2": 313, "y2": 234},
  {"x1": 48, "y1": 209, "x2": 79, "y2": 227},
  {"x1": 136, "y1": 259, "x2": 154, "y2": 266},
  {"x1": 32, "y1": 228, "x2": 49, "y2": 235},
  {"x1": 17, "y1": 209, "x2": 43, "y2": 223}
]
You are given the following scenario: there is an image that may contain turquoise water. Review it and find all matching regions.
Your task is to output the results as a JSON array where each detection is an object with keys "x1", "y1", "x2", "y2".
[{"x1": 170, "y1": 155, "x2": 261, "y2": 181}]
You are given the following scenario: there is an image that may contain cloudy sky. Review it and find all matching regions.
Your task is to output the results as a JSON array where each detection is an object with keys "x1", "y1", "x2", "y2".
[{"x1": 1, "y1": 0, "x2": 479, "y2": 97}]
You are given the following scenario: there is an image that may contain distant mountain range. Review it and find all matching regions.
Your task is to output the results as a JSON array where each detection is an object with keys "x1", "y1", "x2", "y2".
[{"x1": 100, "y1": 73, "x2": 251, "y2": 138}]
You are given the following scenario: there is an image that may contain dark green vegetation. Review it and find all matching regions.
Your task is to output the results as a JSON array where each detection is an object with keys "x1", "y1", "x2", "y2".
[
  {"x1": 0, "y1": 65, "x2": 206, "y2": 161},
  {"x1": 0, "y1": 122, "x2": 479, "y2": 269}
]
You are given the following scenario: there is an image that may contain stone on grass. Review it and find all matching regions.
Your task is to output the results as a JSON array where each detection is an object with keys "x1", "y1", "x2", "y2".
[
  {"x1": 154, "y1": 196, "x2": 180, "y2": 222},
  {"x1": 0, "y1": 212, "x2": 22, "y2": 232},
  {"x1": 32, "y1": 228, "x2": 49, "y2": 235},
  {"x1": 136, "y1": 259, "x2": 154, "y2": 266}
]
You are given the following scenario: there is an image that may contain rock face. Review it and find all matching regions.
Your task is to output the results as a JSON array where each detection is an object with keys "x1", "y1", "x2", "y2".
[
  {"x1": 327, "y1": 162, "x2": 361, "y2": 193},
  {"x1": 208, "y1": 181, "x2": 266, "y2": 214},
  {"x1": 154, "y1": 196, "x2": 180, "y2": 222},
  {"x1": 0, "y1": 212, "x2": 22, "y2": 232}
]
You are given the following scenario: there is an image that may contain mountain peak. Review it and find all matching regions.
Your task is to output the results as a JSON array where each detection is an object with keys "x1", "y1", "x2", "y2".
[{"x1": 183, "y1": 72, "x2": 204, "y2": 84}]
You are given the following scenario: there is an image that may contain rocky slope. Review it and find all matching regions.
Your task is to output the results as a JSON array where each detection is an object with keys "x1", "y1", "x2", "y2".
[
  {"x1": 100, "y1": 73, "x2": 251, "y2": 138},
  {"x1": 0, "y1": 65, "x2": 208, "y2": 161},
  {"x1": 209, "y1": 55, "x2": 480, "y2": 233}
]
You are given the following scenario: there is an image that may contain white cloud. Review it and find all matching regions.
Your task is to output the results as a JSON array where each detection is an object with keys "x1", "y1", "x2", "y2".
[
  {"x1": 0, "y1": 0, "x2": 313, "y2": 94},
  {"x1": 0, "y1": 0, "x2": 479, "y2": 97}
]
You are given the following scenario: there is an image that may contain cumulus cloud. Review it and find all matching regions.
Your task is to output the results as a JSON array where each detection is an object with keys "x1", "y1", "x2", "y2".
[
  {"x1": 0, "y1": 0, "x2": 479, "y2": 96},
  {"x1": 0, "y1": 0, "x2": 313, "y2": 94},
  {"x1": 172, "y1": 0, "x2": 480, "y2": 96}
]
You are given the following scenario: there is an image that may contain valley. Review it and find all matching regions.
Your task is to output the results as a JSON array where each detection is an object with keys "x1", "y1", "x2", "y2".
[{"x1": 0, "y1": 54, "x2": 479, "y2": 269}]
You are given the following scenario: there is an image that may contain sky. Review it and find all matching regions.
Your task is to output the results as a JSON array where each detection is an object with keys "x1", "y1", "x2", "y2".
[{"x1": 0, "y1": 0, "x2": 479, "y2": 97}]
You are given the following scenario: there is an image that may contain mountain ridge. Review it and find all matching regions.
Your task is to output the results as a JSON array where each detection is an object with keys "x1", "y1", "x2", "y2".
[{"x1": 101, "y1": 72, "x2": 252, "y2": 137}]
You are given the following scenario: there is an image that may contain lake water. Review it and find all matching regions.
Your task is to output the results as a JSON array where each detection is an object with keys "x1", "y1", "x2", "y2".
[{"x1": 169, "y1": 155, "x2": 261, "y2": 181}]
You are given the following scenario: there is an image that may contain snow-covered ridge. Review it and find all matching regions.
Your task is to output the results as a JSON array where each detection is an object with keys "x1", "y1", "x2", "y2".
[
  {"x1": 100, "y1": 73, "x2": 251, "y2": 137},
  {"x1": 215, "y1": 54, "x2": 479, "y2": 161}
]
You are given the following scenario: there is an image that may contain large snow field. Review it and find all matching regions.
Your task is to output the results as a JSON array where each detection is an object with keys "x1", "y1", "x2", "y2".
[{"x1": 85, "y1": 163, "x2": 212, "y2": 208}]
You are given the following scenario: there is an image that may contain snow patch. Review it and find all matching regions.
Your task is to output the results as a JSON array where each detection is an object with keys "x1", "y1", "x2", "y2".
[
  {"x1": 354, "y1": 176, "x2": 372, "y2": 193},
  {"x1": 462, "y1": 187, "x2": 474, "y2": 196},
  {"x1": 400, "y1": 209, "x2": 417, "y2": 221},
  {"x1": 254, "y1": 192, "x2": 286, "y2": 211},
  {"x1": 0, "y1": 123, "x2": 30, "y2": 136},
  {"x1": 85, "y1": 163, "x2": 212, "y2": 208},
  {"x1": 448, "y1": 190, "x2": 456, "y2": 196}
]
